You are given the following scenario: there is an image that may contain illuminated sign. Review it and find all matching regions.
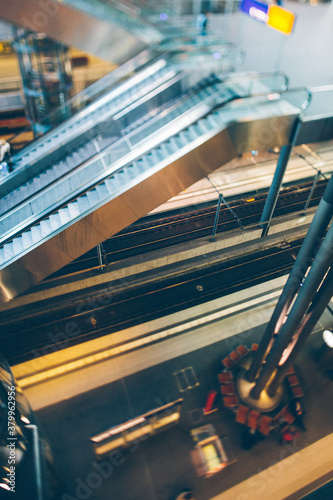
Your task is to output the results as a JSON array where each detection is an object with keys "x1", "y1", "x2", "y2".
[
  {"x1": 267, "y1": 5, "x2": 296, "y2": 35},
  {"x1": 240, "y1": 0, "x2": 268, "y2": 23},
  {"x1": 240, "y1": 0, "x2": 296, "y2": 35}
]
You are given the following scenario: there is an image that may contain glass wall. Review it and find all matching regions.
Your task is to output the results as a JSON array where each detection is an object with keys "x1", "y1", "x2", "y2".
[{"x1": 12, "y1": 29, "x2": 73, "y2": 135}]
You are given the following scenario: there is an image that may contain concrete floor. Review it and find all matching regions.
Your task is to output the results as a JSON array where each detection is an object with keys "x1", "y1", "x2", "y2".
[{"x1": 37, "y1": 314, "x2": 333, "y2": 500}]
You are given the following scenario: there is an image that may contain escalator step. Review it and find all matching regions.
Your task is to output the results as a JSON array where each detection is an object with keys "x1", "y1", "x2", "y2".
[
  {"x1": 77, "y1": 195, "x2": 90, "y2": 213},
  {"x1": 49, "y1": 214, "x2": 62, "y2": 232},
  {"x1": 94, "y1": 183, "x2": 109, "y2": 202},
  {"x1": 68, "y1": 201, "x2": 81, "y2": 220},
  {"x1": 58, "y1": 208, "x2": 71, "y2": 225},
  {"x1": 3, "y1": 241, "x2": 14, "y2": 258},
  {"x1": 0, "y1": 248, "x2": 5, "y2": 265},
  {"x1": 31, "y1": 225, "x2": 42, "y2": 243},
  {"x1": 86, "y1": 189, "x2": 100, "y2": 206},
  {"x1": 206, "y1": 113, "x2": 221, "y2": 128},
  {"x1": 40, "y1": 220, "x2": 53, "y2": 237},
  {"x1": 150, "y1": 148, "x2": 164, "y2": 165},
  {"x1": 104, "y1": 178, "x2": 118, "y2": 195},
  {"x1": 13, "y1": 235, "x2": 24, "y2": 256},
  {"x1": 22, "y1": 231, "x2": 33, "y2": 249}
]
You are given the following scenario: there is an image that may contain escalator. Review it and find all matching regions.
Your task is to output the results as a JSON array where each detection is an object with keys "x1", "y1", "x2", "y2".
[
  {"x1": 0, "y1": 0, "x2": 163, "y2": 64},
  {"x1": 0, "y1": 67, "x2": 304, "y2": 303},
  {"x1": 0, "y1": 55, "x2": 185, "y2": 203}
]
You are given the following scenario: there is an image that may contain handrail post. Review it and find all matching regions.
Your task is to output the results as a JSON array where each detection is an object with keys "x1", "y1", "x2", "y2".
[{"x1": 211, "y1": 193, "x2": 223, "y2": 240}]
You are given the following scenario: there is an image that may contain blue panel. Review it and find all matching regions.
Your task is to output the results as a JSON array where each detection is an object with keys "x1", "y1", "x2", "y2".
[{"x1": 240, "y1": 0, "x2": 268, "y2": 23}]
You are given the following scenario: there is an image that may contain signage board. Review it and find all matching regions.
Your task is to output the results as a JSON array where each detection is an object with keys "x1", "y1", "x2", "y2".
[{"x1": 240, "y1": 1, "x2": 296, "y2": 35}]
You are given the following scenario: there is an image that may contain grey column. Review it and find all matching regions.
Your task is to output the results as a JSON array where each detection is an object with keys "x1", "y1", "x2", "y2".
[
  {"x1": 260, "y1": 143, "x2": 293, "y2": 237},
  {"x1": 260, "y1": 118, "x2": 302, "y2": 238},
  {"x1": 267, "y1": 265, "x2": 333, "y2": 396},
  {"x1": 97, "y1": 244, "x2": 104, "y2": 271},
  {"x1": 211, "y1": 193, "x2": 223, "y2": 240},
  {"x1": 250, "y1": 220, "x2": 333, "y2": 399},
  {"x1": 247, "y1": 174, "x2": 333, "y2": 383}
]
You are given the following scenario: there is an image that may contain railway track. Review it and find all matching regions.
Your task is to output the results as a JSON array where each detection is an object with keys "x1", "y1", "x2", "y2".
[
  {"x1": 48, "y1": 178, "x2": 327, "y2": 278},
  {"x1": 1, "y1": 237, "x2": 302, "y2": 365}
]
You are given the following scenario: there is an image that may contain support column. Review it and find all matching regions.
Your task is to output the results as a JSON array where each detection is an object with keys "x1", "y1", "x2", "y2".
[
  {"x1": 303, "y1": 170, "x2": 321, "y2": 213},
  {"x1": 260, "y1": 144, "x2": 293, "y2": 237},
  {"x1": 211, "y1": 193, "x2": 223, "y2": 240},
  {"x1": 97, "y1": 244, "x2": 104, "y2": 272},
  {"x1": 97, "y1": 243, "x2": 109, "y2": 272},
  {"x1": 260, "y1": 119, "x2": 302, "y2": 238},
  {"x1": 250, "y1": 220, "x2": 333, "y2": 399},
  {"x1": 247, "y1": 174, "x2": 333, "y2": 383},
  {"x1": 268, "y1": 265, "x2": 333, "y2": 396}
]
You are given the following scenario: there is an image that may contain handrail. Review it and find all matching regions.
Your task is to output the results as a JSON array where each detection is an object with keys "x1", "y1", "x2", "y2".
[
  {"x1": 212, "y1": 81, "x2": 312, "y2": 115},
  {"x1": 223, "y1": 70, "x2": 289, "y2": 94}
]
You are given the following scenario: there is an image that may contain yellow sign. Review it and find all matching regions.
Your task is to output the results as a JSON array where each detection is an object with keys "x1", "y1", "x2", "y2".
[{"x1": 267, "y1": 5, "x2": 296, "y2": 35}]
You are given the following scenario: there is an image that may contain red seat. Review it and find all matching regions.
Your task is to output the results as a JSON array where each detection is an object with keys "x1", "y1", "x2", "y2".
[
  {"x1": 222, "y1": 356, "x2": 233, "y2": 370},
  {"x1": 280, "y1": 405, "x2": 295, "y2": 425},
  {"x1": 286, "y1": 365, "x2": 295, "y2": 375},
  {"x1": 220, "y1": 382, "x2": 235, "y2": 395},
  {"x1": 259, "y1": 415, "x2": 272, "y2": 436},
  {"x1": 223, "y1": 394, "x2": 239, "y2": 408},
  {"x1": 273, "y1": 410, "x2": 282, "y2": 424},
  {"x1": 229, "y1": 350, "x2": 241, "y2": 363},
  {"x1": 218, "y1": 372, "x2": 233, "y2": 384},
  {"x1": 236, "y1": 405, "x2": 249, "y2": 424},
  {"x1": 247, "y1": 409, "x2": 260, "y2": 430},
  {"x1": 251, "y1": 343, "x2": 259, "y2": 351},
  {"x1": 292, "y1": 386, "x2": 304, "y2": 398},
  {"x1": 287, "y1": 375, "x2": 299, "y2": 387},
  {"x1": 236, "y1": 345, "x2": 249, "y2": 357},
  {"x1": 274, "y1": 407, "x2": 286, "y2": 425}
]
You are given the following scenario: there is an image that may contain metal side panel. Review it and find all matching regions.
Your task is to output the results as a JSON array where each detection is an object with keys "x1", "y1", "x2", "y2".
[
  {"x1": 295, "y1": 117, "x2": 333, "y2": 146},
  {"x1": 0, "y1": 0, "x2": 162, "y2": 64},
  {"x1": 0, "y1": 104, "x2": 299, "y2": 303},
  {"x1": 295, "y1": 86, "x2": 333, "y2": 145}
]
